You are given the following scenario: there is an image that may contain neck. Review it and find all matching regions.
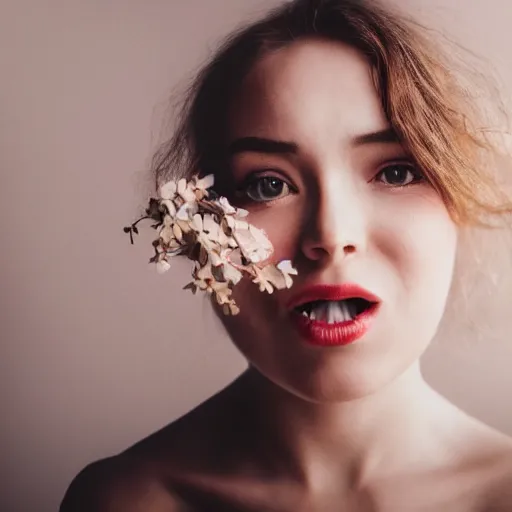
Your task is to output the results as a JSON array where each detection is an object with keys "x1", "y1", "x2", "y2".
[{"x1": 238, "y1": 363, "x2": 444, "y2": 492}]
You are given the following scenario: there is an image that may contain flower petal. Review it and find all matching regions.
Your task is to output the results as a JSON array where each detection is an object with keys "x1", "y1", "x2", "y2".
[
  {"x1": 209, "y1": 250, "x2": 223, "y2": 266},
  {"x1": 218, "y1": 196, "x2": 237, "y2": 214},
  {"x1": 177, "y1": 178, "x2": 187, "y2": 195},
  {"x1": 196, "y1": 174, "x2": 215, "y2": 190},
  {"x1": 277, "y1": 260, "x2": 298, "y2": 275},
  {"x1": 156, "y1": 259, "x2": 171, "y2": 273},
  {"x1": 160, "y1": 225, "x2": 174, "y2": 244},
  {"x1": 176, "y1": 202, "x2": 198, "y2": 221},
  {"x1": 172, "y1": 223, "x2": 183, "y2": 241},
  {"x1": 191, "y1": 214, "x2": 203, "y2": 232},
  {"x1": 222, "y1": 263, "x2": 243, "y2": 284},
  {"x1": 202, "y1": 214, "x2": 219, "y2": 239},
  {"x1": 160, "y1": 181, "x2": 177, "y2": 200},
  {"x1": 162, "y1": 199, "x2": 177, "y2": 217},
  {"x1": 229, "y1": 303, "x2": 240, "y2": 315}
]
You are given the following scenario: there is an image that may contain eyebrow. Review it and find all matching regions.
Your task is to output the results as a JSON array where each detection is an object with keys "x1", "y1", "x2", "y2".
[
  {"x1": 228, "y1": 137, "x2": 298, "y2": 156},
  {"x1": 227, "y1": 128, "x2": 399, "y2": 156},
  {"x1": 352, "y1": 127, "x2": 399, "y2": 146}
]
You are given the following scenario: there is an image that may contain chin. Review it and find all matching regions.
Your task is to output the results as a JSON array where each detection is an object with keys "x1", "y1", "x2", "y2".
[
  {"x1": 252, "y1": 349, "x2": 421, "y2": 404},
  {"x1": 223, "y1": 324, "x2": 423, "y2": 405}
]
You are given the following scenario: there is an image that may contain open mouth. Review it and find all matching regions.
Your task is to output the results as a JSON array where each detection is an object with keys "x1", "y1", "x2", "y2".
[{"x1": 294, "y1": 298, "x2": 375, "y2": 324}]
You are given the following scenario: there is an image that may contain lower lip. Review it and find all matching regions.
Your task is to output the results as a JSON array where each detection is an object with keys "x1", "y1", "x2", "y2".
[{"x1": 290, "y1": 304, "x2": 380, "y2": 347}]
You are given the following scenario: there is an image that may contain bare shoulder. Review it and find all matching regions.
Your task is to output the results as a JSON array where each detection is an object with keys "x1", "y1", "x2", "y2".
[
  {"x1": 58, "y1": 396, "x2": 238, "y2": 512},
  {"x1": 59, "y1": 378, "x2": 254, "y2": 511},
  {"x1": 59, "y1": 453, "x2": 188, "y2": 512},
  {"x1": 470, "y1": 427, "x2": 512, "y2": 511},
  {"x1": 443, "y1": 407, "x2": 512, "y2": 511},
  {"x1": 483, "y1": 446, "x2": 512, "y2": 511}
]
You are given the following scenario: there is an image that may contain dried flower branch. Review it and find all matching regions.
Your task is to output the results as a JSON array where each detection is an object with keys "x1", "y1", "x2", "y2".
[{"x1": 124, "y1": 174, "x2": 297, "y2": 315}]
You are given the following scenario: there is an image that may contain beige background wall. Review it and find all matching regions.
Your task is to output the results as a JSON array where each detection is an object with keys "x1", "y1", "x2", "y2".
[{"x1": 1, "y1": 1, "x2": 511, "y2": 511}]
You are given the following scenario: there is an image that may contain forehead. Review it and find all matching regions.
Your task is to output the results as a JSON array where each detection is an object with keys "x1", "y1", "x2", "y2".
[{"x1": 227, "y1": 38, "x2": 389, "y2": 144}]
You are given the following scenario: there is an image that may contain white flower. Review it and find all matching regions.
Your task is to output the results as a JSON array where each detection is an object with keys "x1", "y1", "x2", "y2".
[
  {"x1": 172, "y1": 222, "x2": 183, "y2": 242},
  {"x1": 218, "y1": 196, "x2": 237, "y2": 215},
  {"x1": 159, "y1": 215, "x2": 175, "y2": 245},
  {"x1": 209, "y1": 250, "x2": 223, "y2": 267},
  {"x1": 161, "y1": 199, "x2": 176, "y2": 217},
  {"x1": 156, "y1": 258, "x2": 171, "y2": 274},
  {"x1": 277, "y1": 260, "x2": 298, "y2": 288},
  {"x1": 159, "y1": 181, "x2": 177, "y2": 200},
  {"x1": 176, "y1": 202, "x2": 198, "y2": 221},
  {"x1": 177, "y1": 178, "x2": 197, "y2": 202},
  {"x1": 126, "y1": 173, "x2": 298, "y2": 315},
  {"x1": 190, "y1": 214, "x2": 203, "y2": 233},
  {"x1": 202, "y1": 214, "x2": 220, "y2": 240},
  {"x1": 252, "y1": 260, "x2": 297, "y2": 292},
  {"x1": 194, "y1": 174, "x2": 215, "y2": 191},
  {"x1": 233, "y1": 222, "x2": 273, "y2": 264},
  {"x1": 252, "y1": 266, "x2": 275, "y2": 294},
  {"x1": 221, "y1": 263, "x2": 243, "y2": 285}
]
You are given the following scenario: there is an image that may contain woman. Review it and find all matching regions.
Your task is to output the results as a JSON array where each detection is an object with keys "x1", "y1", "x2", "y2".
[{"x1": 61, "y1": 0, "x2": 512, "y2": 510}]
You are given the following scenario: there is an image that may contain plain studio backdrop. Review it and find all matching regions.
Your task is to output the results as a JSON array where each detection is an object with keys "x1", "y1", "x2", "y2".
[{"x1": 1, "y1": 0, "x2": 512, "y2": 511}]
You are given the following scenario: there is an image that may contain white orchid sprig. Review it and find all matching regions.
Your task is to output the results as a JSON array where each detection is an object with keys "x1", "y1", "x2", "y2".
[{"x1": 124, "y1": 174, "x2": 297, "y2": 315}]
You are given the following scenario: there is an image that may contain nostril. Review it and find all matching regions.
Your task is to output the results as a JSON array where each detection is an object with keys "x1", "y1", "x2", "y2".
[
  {"x1": 301, "y1": 242, "x2": 329, "y2": 261},
  {"x1": 302, "y1": 241, "x2": 358, "y2": 261},
  {"x1": 309, "y1": 246, "x2": 327, "y2": 260}
]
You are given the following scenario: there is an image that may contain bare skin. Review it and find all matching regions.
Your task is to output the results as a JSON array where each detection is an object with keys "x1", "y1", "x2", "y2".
[
  {"x1": 61, "y1": 368, "x2": 512, "y2": 511},
  {"x1": 61, "y1": 39, "x2": 512, "y2": 511}
]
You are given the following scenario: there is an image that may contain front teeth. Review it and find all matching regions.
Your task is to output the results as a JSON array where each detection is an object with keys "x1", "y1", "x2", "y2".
[
  {"x1": 327, "y1": 302, "x2": 336, "y2": 324},
  {"x1": 301, "y1": 301, "x2": 355, "y2": 324},
  {"x1": 341, "y1": 301, "x2": 352, "y2": 320}
]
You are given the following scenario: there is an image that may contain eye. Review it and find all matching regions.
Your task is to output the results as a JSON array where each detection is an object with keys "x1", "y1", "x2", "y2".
[
  {"x1": 375, "y1": 163, "x2": 424, "y2": 187},
  {"x1": 240, "y1": 175, "x2": 292, "y2": 203}
]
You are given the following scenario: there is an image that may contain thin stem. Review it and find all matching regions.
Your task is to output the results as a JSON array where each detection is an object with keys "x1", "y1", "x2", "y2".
[{"x1": 132, "y1": 215, "x2": 151, "y2": 228}]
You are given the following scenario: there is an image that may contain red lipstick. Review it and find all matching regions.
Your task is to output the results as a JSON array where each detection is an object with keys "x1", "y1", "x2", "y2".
[{"x1": 287, "y1": 284, "x2": 380, "y2": 347}]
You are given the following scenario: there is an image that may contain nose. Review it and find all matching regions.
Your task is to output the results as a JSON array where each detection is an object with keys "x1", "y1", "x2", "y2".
[{"x1": 300, "y1": 176, "x2": 367, "y2": 263}]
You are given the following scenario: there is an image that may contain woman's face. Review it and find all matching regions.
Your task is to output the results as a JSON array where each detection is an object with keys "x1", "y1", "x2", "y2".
[{"x1": 218, "y1": 38, "x2": 457, "y2": 402}]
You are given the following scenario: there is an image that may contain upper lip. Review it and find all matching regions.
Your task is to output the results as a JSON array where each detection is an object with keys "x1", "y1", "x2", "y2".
[{"x1": 286, "y1": 283, "x2": 381, "y2": 311}]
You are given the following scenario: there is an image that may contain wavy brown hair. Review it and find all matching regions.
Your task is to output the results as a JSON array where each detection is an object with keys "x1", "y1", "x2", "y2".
[{"x1": 152, "y1": 0, "x2": 512, "y2": 226}]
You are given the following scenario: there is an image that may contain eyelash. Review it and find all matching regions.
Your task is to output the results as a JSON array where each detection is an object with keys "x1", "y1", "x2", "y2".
[
  {"x1": 235, "y1": 162, "x2": 424, "y2": 204},
  {"x1": 234, "y1": 171, "x2": 297, "y2": 205},
  {"x1": 374, "y1": 161, "x2": 425, "y2": 187}
]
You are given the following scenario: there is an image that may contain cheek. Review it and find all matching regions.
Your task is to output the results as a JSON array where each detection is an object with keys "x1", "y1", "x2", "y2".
[
  {"x1": 375, "y1": 193, "x2": 457, "y2": 313},
  {"x1": 245, "y1": 204, "x2": 303, "y2": 262},
  {"x1": 216, "y1": 281, "x2": 282, "y2": 366}
]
